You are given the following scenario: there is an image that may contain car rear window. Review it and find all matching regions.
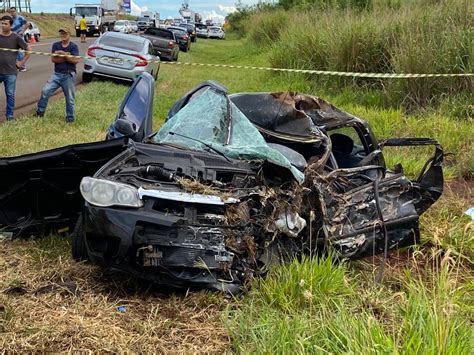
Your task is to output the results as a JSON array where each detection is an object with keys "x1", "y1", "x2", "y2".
[
  {"x1": 145, "y1": 28, "x2": 173, "y2": 39},
  {"x1": 99, "y1": 36, "x2": 144, "y2": 52}
]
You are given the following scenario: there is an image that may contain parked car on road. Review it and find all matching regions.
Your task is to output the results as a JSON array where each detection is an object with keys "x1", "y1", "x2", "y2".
[
  {"x1": 0, "y1": 73, "x2": 444, "y2": 293},
  {"x1": 129, "y1": 20, "x2": 138, "y2": 33},
  {"x1": 195, "y1": 23, "x2": 208, "y2": 38},
  {"x1": 141, "y1": 27, "x2": 179, "y2": 61},
  {"x1": 24, "y1": 21, "x2": 41, "y2": 42},
  {"x1": 167, "y1": 26, "x2": 191, "y2": 52},
  {"x1": 83, "y1": 32, "x2": 160, "y2": 83},
  {"x1": 113, "y1": 20, "x2": 131, "y2": 33},
  {"x1": 178, "y1": 23, "x2": 197, "y2": 43},
  {"x1": 208, "y1": 26, "x2": 225, "y2": 39}
]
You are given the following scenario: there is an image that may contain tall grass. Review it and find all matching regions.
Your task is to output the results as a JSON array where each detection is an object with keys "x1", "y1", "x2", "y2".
[
  {"x1": 236, "y1": 0, "x2": 472, "y2": 111},
  {"x1": 226, "y1": 255, "x2": 473, "y2": 353}
]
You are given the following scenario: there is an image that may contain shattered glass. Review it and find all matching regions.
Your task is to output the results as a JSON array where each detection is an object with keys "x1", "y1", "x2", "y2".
[{"x1": 153, "y1": 88, "x2": 305, "y2": 182}]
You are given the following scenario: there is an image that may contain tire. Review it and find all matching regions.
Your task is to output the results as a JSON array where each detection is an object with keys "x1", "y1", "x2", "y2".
[
  {"x1": 35, "y1": 34, "x2": 40, "y2": 42},
  {"x1": 82, "y1": 72, "x2": 93, "y2": 83},
  {"x1": 71, "y1": 214, "x2": 89, "y2": 261},
  {"x1": 76, "y1": 30, "x2": 80, "y2": 38}
]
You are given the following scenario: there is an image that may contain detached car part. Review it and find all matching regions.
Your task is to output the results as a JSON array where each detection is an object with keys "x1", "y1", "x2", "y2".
[{"x1": 0, "y1": 73, "x2": 443, "y2": 293}]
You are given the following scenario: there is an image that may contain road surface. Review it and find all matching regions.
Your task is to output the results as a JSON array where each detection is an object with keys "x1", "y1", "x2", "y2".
[{"x1": 0, "y1": 37, "x2": 90, "y2": 119}]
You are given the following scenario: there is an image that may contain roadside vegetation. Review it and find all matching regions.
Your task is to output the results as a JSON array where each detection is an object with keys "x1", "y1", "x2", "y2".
[
  {"x1": 0, "y1": 7, "x2": 473, "y2": 352},
  {"x1": 229, "y1": 0, "x2": 473, "y2": 115}
]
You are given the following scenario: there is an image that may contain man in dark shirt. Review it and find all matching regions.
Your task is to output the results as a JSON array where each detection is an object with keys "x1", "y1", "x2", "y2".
[
  {"x1": 36, "y1": 27, "x2": 80, "y2": 123},
  {"x1": 0, "y1": 15, "x2": 30, "y2": 121}
]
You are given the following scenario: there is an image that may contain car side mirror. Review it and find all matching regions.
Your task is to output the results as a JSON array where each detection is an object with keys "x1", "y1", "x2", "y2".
[
  {"x1": 114, "y1": 118, "x2": 137, "y2": 136},
  {"x1": 69, "y1": 8, "x2": 73, "y2": 16}
]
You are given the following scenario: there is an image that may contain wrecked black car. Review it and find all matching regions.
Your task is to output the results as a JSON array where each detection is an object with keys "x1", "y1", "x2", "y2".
[{"x1": 0, "y1": 73, "x2": 443, "y2": 292}]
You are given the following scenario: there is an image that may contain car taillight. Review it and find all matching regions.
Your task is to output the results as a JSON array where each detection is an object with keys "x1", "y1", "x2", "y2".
[
  {"x1": 132, "y1": 54, "x2": 148, "y2": 67},
  {"x1": 86, "y1": 46, "x2": 101, "y2": 58},
  {"x1": 168, "y1": 41, "x2": 174, "y2": 49}
]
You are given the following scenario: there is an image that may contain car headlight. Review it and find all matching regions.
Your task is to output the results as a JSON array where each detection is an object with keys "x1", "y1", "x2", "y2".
[{"x1": 80, "y1": 177, "x2": 143, "y2": 208}]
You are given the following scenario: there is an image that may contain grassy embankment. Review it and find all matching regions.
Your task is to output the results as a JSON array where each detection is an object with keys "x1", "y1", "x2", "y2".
[{"x1": 0, "y1": 8, "x2": 473, "y2": 352}]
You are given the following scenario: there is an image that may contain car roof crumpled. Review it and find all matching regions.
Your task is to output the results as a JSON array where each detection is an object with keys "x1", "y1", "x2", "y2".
[{"x1": 153, "y1": 88, "x2": 305, "y2": 182}]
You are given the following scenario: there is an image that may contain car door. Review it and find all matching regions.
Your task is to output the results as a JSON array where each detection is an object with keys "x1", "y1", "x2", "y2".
[{"x1": 106, "y1": 72, "x2": 155, "y2": 142}]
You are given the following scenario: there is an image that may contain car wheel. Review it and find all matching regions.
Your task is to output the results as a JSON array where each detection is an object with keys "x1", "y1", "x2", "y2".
[
  {"x1": 82, "y1": 72, "x2": 93, "y2": 83},
  {"x1": 35, "y1": 34, "x2": 40, "y2": 42},
  {"x1": 71, "y1": 214, "x2": 89, "y2": 261}
]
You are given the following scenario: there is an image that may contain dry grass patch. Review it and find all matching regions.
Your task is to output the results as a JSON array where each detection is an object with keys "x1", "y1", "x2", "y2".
[{"x1": 0, "y1": 238, "x2": 230, "y2": 352}]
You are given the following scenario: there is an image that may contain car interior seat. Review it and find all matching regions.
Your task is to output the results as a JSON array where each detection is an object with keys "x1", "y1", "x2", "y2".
[{"x1": 330, "y1": 133, "x2": 359, "y2": 168}]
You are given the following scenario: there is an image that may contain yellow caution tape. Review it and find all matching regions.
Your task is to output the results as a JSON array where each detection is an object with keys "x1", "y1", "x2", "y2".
[{"x1": 1, "y1": 47, "x2": 473, "y2": 79}]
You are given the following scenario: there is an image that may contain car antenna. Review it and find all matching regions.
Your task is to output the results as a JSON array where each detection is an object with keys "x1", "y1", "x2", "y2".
[{"x1": 168, "y1": 131, "x2": 232, "y2": 163}]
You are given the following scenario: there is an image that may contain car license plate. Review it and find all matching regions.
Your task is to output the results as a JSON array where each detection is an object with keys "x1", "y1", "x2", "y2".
[{"x1": 106, "y1": 57, "x2": 124, "y2": 65}]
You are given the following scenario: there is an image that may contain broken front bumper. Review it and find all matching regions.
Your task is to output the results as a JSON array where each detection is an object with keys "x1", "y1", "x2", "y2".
[{"x1": 83, "y1": 201, "x2": 242, "y2": 292}]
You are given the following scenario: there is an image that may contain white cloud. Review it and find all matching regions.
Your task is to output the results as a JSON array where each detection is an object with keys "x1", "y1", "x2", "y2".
[
  {"x1": 218, "y1": 5, "x2": 237, "y2": 14},
  {"x1": 200, "y1": 10, "x2": 226, "y2": 23}
]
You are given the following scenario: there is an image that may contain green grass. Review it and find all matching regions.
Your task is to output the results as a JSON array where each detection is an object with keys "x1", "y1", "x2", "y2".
[
  {"x1": 0, "y1": 29, "x2": 472, "y2": 352},
  {"x1": 227, "y1": 255, "x2": 473, "y2": 353}
]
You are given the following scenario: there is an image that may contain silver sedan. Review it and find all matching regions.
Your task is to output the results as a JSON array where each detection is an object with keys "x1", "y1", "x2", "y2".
[{"x1": 83, "y1": 32, "x2": 160, "y2": 83}]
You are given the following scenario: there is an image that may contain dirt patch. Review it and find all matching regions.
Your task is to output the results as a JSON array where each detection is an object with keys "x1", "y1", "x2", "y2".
[{"x1": 0, "y1": 239, "x2": 230, "y2": 352}]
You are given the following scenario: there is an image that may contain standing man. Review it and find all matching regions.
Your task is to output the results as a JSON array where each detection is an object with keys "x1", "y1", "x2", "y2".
[
  {"x1": 36, "y1": 28, "x2": 80, "y2": 123},
  {"x1": 0, "y1": 15, "x2": 30, "y2": 121},
  {"x1": 9, "y1": 7, "x2": 29, "y2": 72},
  {"x1": 79, "y1": 14, "x2": 87, "y2": 43}
]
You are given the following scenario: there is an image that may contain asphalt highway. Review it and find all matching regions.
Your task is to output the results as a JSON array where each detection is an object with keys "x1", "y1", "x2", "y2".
[{"x1": 0, "y1": 37, "x2": 91, "y2": 119}]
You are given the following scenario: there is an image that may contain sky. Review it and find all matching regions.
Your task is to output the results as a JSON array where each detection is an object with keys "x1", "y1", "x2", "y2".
[{"x1": 30, "y1": 0, "x2": 261, "y2": 22}]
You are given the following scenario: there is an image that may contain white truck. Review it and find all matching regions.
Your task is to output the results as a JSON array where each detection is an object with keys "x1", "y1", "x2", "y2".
[
  {"x1": 70, "y1": 0, "x2": 123, "y2": 37},
  {"x1": 141, "y1": 11, "x2": 159, "y2": 28}
]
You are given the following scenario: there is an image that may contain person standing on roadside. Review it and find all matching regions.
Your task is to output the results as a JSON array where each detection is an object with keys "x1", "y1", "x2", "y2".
[
  {"x1": 35, "y1": 28, "x2": 80, "y2": 123},
  {"x1": 9, "y1": 7, "x2": 29, "y2": 72},
  {"x1": 0, "y1": 15, "x2": 30, "y2": 121},
  {"x1": 79, "y1": 14, "x2": 87, "y2": 43}
]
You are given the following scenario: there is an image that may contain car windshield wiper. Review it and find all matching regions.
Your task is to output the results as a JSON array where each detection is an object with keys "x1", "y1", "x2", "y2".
[{"x1": 168, "y1": 131, "x2": 232, "y2": 163}]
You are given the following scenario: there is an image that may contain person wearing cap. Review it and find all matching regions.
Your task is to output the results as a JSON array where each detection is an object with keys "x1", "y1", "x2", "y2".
[
  {"x1": 0, "y1": 14, "x2": 31, "y2": 121},
  {"x1": 36, "y1": 27, "x2": 80, "y2": 123}
]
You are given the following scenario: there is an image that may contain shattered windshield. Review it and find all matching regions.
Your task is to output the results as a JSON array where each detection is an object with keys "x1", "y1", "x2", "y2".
[{"x1": 153, "y1": 88, "x2": 305, "y2": 182}]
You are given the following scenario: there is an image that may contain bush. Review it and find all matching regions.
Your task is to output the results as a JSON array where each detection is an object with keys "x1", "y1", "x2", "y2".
[{"x1": 245, "y1": 9, "x2": 290, "y2": 47}]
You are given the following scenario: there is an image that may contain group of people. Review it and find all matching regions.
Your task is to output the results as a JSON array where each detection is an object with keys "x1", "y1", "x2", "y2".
[{"x1": 0, "y1": 7, "x2": 80, "y2": 123}]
